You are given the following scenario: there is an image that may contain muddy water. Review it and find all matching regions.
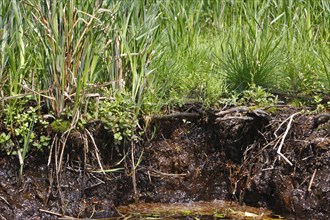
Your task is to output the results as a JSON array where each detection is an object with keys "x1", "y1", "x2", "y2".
[
  {"x1": 0, "y1": 106, "x2": 329, "y2": 219},
  {"x1": 117, "y1": 200, "x2": 275, "y2": 219}
]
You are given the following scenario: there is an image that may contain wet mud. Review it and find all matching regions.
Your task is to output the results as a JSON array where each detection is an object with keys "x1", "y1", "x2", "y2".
[{"x1": 0, "y1": 105, "x2": 329, "y2": 219}]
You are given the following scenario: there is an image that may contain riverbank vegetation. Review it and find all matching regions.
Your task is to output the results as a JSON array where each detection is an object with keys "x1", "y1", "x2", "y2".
[{"x1": 0, "y1": 0, "x2": 329, "y2": 173}]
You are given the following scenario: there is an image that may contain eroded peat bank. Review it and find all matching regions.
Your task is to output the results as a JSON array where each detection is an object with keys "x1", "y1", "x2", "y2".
[{"x1": 0, "y1": 105, "x2": 329, "y2": 219}]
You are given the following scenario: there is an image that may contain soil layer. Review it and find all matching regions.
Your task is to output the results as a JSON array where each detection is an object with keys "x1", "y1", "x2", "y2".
[{"x1": 0, "y1": 105, "x2": 329, "y2": 219}]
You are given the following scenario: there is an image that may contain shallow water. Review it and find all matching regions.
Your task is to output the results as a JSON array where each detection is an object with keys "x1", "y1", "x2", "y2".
[{"x1": 116, "y1": 200, "x2": 277, "y2": 219}]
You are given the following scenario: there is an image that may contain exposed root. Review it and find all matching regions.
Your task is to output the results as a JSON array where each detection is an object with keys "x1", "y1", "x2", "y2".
[
  {"x1": 149, "y1": 168, "x2": 187, "y2": 177},
  {"x1": 215, "y1": 106, "x2": 249, "y2": 117},
  {"x1": 0, "y1": 196, "x2": 10, "y2": 207},
  {"x1": 85, "y1": 129, "x2": 104, "y2": 174},
  {"x1": 216, "y1": 116, "x2": 254, "y2": 121},
  {"x1": 274, "y1": 111, "x2": 302, "y2": 166},
  {"x1": 131, "y1": 141, "x2": 138, "y2": 203},
  {"x1": 39, "y1": 209, "x2": 75, "y2": 219},
  {"x1": 215, "y1": 106, "x2": 270, "y2": 123},
  {"x1": 308, "y1": 169, "x2": 317, "y2": 192}
]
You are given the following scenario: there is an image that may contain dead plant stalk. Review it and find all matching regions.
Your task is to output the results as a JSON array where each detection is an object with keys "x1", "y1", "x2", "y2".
[
  {"x1": 131, "y1": 140, "x2": 138, "y2": 202},
  {"x1": 275, "y1": 111, "x2": 302, "y2": 166}
]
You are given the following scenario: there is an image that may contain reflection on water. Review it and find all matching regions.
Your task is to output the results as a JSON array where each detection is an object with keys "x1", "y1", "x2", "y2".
[{"x1": 116, "y1": 200, "x2": 280, "y2": 219}]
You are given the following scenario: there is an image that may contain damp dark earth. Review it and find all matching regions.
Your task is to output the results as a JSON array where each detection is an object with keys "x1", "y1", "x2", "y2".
[{"x1": 0, "y1": 105, "x2": 329, "y2": 219}]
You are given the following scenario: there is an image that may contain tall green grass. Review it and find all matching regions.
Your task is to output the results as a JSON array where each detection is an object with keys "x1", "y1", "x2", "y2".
[
  {"x1": 1, "y1": 0, "x2": 329, "y2": 113},
  {"x1": 25, "y1": 0, "x2": 115, "y2": 119},
  {"x1": 210, "y1": 0, "x2": 330, "y2": 95}
]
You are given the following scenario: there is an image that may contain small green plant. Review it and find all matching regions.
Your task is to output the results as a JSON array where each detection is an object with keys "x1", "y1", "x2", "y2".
[
  {"x1": 50, "y1": 120, "x2": 71, "y2": 133},
  {"x1": 238, "y1": 84, "x2": 278, "y2": 106},
  {"x1": 213, "y1": 213, "x2": 226, "y2": 218},
  {"x1": 181, "y1": 210, "x2": 192, "y2": 216},
  {"x1": 0, "y1": 99, "x2": 50, "y2": 154},
  {"x1": 218, "y1": 93, "x2": 240, "y2": 107},
  {"x1": 313, "y1": 95, "x2": 327, "y2": 112},
  {"x1": 96, "y1": 92, "x2": 138, "y2": 146},
  {"x1": 0, "y1": 98, "x2": 50, "y2": 176},
  {"x1": 0, "y1": 133, "x2": 12, "y2": 147},
  {"x1": 218, "y1": 84, "x2": 277, "y2": 107}
]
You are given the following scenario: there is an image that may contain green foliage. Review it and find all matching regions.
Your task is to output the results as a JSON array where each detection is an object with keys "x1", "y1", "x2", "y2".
[
  {"x1": 97, "y1": 93, "x2": 138, "y2": 146},
  {"x1": 0, "y1": 133, "x2": 11, "y2": 145},
  {"x1": 219, "y1": 84, "x2": 277, "y2": 107},
  {"x1": 146, "y1": 32, "x2": 225, "y2": 112},
  {"x1": 275, "y1": 0, "x2": 330, "y2": 94},
  {"x1": 115, "y1": 1, "x2": 162, "y2": 114},
  {"x1": 181, "y1": 210, "x2": 192, "y2": 216},
  {"x1": 0, "y1": 0, "x2": 26, "y2": 96},
  {"x1": 50, "y1": 120, "x2": 71, "y2": 133},
  {"x1": 25, "y1": 0, "x2": 118, "y2": 119},
  {"x1": 318, "y1": 46, "x2": 330, "y2": 92},
  {"x1": 219, "y1": 36, "x2": 282, "y2": 91},
  {"x1": 213, "y1": 213, "x2": 226, "y2": 218},
  {"x1": 313, "y1": 94, "x2": 330, "y2": 112},
  {"x1": 0, "y1": 99, "x2": 50, "y2": 153},
  {"x1": 238, "y1": 84, "x2": 278, "y2": 106},
  {"x1": 1, "y1": 0, "x2": 329, "y2": 112}
]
